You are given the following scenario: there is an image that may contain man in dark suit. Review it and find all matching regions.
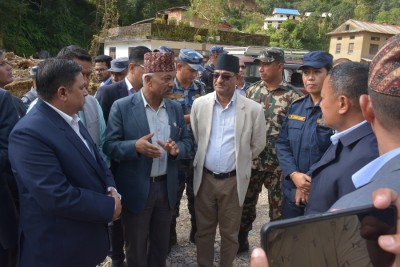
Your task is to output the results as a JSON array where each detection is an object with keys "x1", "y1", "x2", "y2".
[
  {"x1": 0, "y1": 89, "x2": 19, "y2": 267},
  {"x1": 105, "y1": 52, "x2": 191, "y2": 267},
  {"x1": 96, "y1": 46, "x2": 151, "y2": 121},
  {"x1": 0, "y1": 49, "x2": 19, "y2": 267},
  {"x1": 305, "y1": 62, "x2": 379, "y2": 214},
  {"x1": 97, "y1": 47, "x2": 149, "y2": 267},
  {"x1": 8, "y1": 58, "x2": 121, "y2": 267},
  {"x1": 331, "y1": 34, "x2": 400, "y2": 210}
]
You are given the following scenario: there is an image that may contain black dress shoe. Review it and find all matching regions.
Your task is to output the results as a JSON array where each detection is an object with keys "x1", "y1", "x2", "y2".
[
  {"x1": 110, "y1": 260, "x2": 125, "y2": 267},
  {"x1": 237, "y1": 231, "x2": 249, "y2": 254},
  {"x1": 189, "y1": 229, "x2": 196, "y2": 244},
  {"x1": 237, "y1": 241, "x2": 249, "y2": 254}
]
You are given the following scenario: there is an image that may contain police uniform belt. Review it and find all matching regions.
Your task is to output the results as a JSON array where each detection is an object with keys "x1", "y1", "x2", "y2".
[
  {"x1": 204, "y1": 168, "x2": 236, "y2": 179},
  {"x1": 150, "y1": 174, "x2": 167, "y2": 182}
]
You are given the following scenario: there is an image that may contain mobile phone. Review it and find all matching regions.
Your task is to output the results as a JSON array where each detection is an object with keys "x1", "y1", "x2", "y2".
[{"x1": 261, "y1": 205, "x2": 397, "y2": 267}]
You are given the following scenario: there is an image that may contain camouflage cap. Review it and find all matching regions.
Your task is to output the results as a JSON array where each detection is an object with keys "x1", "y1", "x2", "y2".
[
  {"x1": 369, "y1": 34, "x2": 400, "y2": 97},
  {"x1": 209, "y1": 46, "x2": 227, "y2": 55},
  {"x1": 255, "y1": 47, "x2": 285, "y2": 63},
  {"x1": 108, "y1": 57, "x2": 129, "y2": 72},
  {"x1": 178, "y1": 48, "x2": 204, "y2": 71},
  {"x1": 153, "y1": 46, "x2": 175, "y2": 54},
  {"x1": 143, "y1": 52, "x2": 175, "y2": 73}
]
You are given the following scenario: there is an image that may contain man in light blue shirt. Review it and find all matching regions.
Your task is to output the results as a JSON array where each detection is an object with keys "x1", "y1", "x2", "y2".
[
  {"x1": 331, "y1": 34, "x2": 400, "y2": 210},
  {"x1": 191, "y1": 54, "x2": 266, "y2": 266}
]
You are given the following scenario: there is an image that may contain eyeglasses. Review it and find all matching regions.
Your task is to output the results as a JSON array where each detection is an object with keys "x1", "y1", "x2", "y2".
[
  {"x1": 239, "y1": 65, "x2": 246, "y2": 68},
  {"x1": 212, "y1": 73, "x2": 234, "y2": 81},
  {"x1": 94, "y1": 68, "x2": 107, "y2": 72}
]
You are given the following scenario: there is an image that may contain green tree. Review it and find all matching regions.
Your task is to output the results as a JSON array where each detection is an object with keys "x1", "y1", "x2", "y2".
[{"x1": 375, "y1": 8, "x2": 400, "y2": 25}]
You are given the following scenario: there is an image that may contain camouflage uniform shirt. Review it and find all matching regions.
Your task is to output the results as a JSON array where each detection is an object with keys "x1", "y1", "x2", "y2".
[
  {"x1": 169, "y1": 78, "x2": 206, "y2": 159},
  {"x1": 246, "y1": 80, "x2": 302, "y2": 171}
]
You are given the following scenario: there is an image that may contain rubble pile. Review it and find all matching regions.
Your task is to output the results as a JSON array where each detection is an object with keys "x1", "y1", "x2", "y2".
[{"x1": 4, "y1": 52, "x2": 99, "y2": 97}]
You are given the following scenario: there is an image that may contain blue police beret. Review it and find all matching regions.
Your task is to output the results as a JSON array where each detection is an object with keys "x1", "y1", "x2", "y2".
[
  {"x1": 156, "y1": 46, "x2": 175, "y2": 54},
  {"x1": 209, "y1": 46, "x2": 227, "y2": 55},
  {"x1": 108, "y1": 57, "x2": 129, "y2": 72},
  {"x1": 29, "y1": 66, "x2": 39, "y2": 76},
  {"x1": 178, "y1": 48, "x2": 204, "y2": 71},
  {"x1": 300, "y1": 51, "x2": 333, "y2": 69}
]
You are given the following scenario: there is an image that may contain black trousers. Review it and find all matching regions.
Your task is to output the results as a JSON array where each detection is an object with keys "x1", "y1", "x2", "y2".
[{"x1": 121, "y1": 180, "x2": 173, "y2": 267}]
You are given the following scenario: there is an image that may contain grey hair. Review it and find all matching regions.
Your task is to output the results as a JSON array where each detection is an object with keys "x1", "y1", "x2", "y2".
[{"x1": 142, "y1": 73, "x2": 154, "y2": 84}]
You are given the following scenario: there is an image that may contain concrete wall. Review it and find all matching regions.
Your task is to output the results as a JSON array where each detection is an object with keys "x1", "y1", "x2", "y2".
[{"x1": 329, "y1": 32, "x2": 394, "y2": 61}]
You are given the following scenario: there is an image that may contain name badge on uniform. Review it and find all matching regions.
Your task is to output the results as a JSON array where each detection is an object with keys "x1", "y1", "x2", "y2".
[{"x1": 288, "y1": 114, "x2": 306, "y2": 122}]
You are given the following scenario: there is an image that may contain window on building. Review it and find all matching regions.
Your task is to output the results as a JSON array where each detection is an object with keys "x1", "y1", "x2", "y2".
[
  {"x1": 348, "y1": 43, "x2": 354, "y2": 54},
  {"x1": 337, "y1": 37, "x2": 342, "y2": 40},
  {"x1": 350, "y1": 36, "x2": 355, "y2": 39},
  {"x1": 109, "y1": 47, "x2": 116, "y2": 59},
  {"x1": 336, "y1": 43, "x2": 341, "y2": 54},
  {"x1": 369, "y1": 44, "x2": 379, "y2": 55},
  {"x1": 371, "y1": 36, "x2": 380, "y2": 41},
  {"x1": 345, "y1": 24, "x2": 350, "y2": 31}
]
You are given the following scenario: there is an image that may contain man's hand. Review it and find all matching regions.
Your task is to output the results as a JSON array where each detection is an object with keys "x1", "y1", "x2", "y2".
[
  {"x1": 108, "y1": 188, "x2": 121, "y2": 221},
  {"x1": 372, "y1": 188, "x2": 400, "y2": 266},
  {"x1": 295, "y1": 188, "x2": 309, "y2": 207},
  {"x1": 290, "y1": 172, "x2": 311, "y2": 192},
  {"x1": 135, "y1": 133, "x2": 162, "y2": 158},
  {"x1": 250, "y1": 248, "x2": 269, "y2": 267},
  {"x1": 156, "y1": 138, "x2": 179, "y2": 157}
]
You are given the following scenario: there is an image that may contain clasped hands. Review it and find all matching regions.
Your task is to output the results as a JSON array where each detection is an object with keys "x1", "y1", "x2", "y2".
[
  {"x1": 135, "y1": 132, "x2": 179, "y2": 158},
  {"x1": 290, "y1": 171, "x2": 311, "y2": 206}
]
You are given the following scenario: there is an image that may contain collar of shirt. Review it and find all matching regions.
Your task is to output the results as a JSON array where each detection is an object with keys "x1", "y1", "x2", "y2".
[
  {"x1": 43, "y1": 100, "x2": 81, "y2": 127},
  {"x1": 213, "y1": 90, "x2": 237, "y2": 109},
  {"x1": 140, "y1": 89, "x2": 166, "y2": 110},
  {"x1": 330, "y1": 120, "x2": 367, "y2": 145},
  {"x1": 303, "y1": 94, "x2": 322, "y2": 110},
  {"x1": 125, "y1": 77, "x2": 134, "y2": 93},
  {"x1": 352, "y1": 147, "x2": 400, "y2": 188},
  {"x1": 235, "y1": 82, "x2": 247, "y2": 91},
  {"x1": 100, "y1": 76, "x2": 112, "y2": 87}
]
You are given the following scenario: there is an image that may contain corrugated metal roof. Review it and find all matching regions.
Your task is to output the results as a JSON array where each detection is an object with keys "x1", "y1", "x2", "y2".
[
  {"x1": 328, "y1": 19, "x2": 400, "y2": 35},
  {"x1": 273, "y1": 8, "x2": 300, "y2": 16}
]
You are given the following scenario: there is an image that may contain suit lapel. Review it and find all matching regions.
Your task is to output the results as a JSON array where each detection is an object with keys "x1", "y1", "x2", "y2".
[
  {"x1": 130, "y1": 92, "x2": 151, "y2": 139},
  {"x1": 235, "y1": 95, "x2": 245, "y2": 144},
  {"x1": 37, "y1": 100, "x2": 107, "y2": 181},
  {"x1": 204, "y1": 95, "x2": 215, "y2": 143},
  {"x1": 118, "y1": 81, "x2": 129, "y2": 98},
  {"x1": 311, "y1": 143, "x2": 339, "y2": 172}
]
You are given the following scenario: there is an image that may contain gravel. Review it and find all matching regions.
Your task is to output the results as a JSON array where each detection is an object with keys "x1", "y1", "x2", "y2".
[{"x1": 100, "y1": 189, "x2": 270, "y2": 267}]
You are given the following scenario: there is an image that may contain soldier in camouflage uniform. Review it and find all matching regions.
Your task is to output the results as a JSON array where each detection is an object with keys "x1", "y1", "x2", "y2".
[
  {"x1": 238, "y1": 48, "x2": 303, "y2": 253},
  {"x1": 168, "y1": 48, "x2": 207, "y2": 249}
]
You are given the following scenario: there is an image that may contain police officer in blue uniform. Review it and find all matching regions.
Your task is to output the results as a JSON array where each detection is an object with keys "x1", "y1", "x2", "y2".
[
  {"x1": 169, "y1": 48, "x2": 206, "y2": 248},
  {"x1": 276, "y1": 51, "x2": 334, "y2": 219}
]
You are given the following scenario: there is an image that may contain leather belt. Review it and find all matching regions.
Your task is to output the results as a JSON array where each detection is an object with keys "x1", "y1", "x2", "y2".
[
  {"x1": 204, "y1": 168, "x2": 236, "y2": 179},
  {"x1": 150, "y1": 175, "x2": 167, "y2": 183}
]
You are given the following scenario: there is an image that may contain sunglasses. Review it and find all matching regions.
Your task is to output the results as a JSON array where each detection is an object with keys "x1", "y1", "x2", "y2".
[
  {"x1": 212, "y1": 73, "x2": 234, "y2": 81},
  {"x1": 239, "y1": 65, "x2": 246, "y2": 68}
]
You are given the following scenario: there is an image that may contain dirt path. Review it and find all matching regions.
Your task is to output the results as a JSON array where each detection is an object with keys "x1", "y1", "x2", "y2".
[
  {"x1": 100, "y1": 189, "x2": 270, "y2": 267},
  {"x1": 166, "y1": 189, "x2": 270, "y2": 266}
]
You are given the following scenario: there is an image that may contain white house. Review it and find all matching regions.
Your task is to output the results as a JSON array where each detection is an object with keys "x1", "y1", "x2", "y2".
[{"x1": 264, "y1": 8, "x2": 301, "y2": 30}]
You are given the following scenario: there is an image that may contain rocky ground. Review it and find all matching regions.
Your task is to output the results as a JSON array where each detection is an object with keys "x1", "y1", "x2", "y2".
[{"x1": 99, "y1": 189, "x2": 270, "y2": 267}]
